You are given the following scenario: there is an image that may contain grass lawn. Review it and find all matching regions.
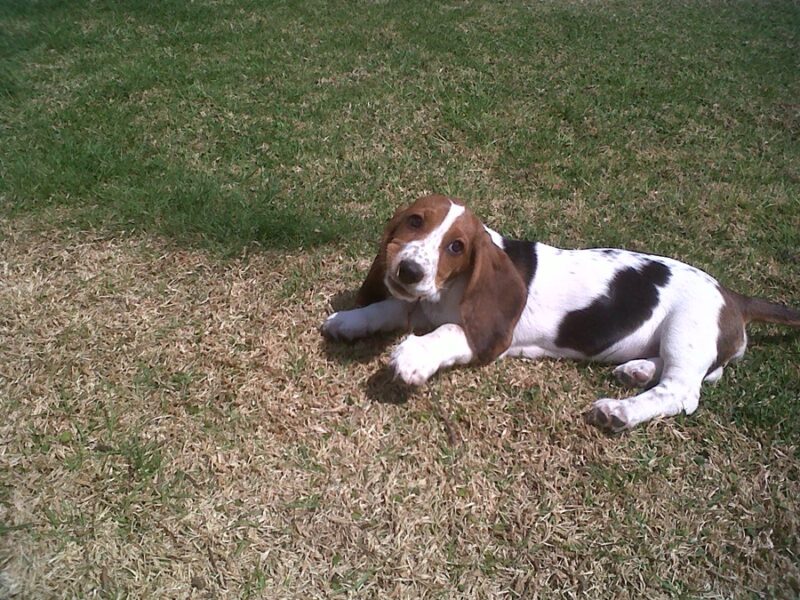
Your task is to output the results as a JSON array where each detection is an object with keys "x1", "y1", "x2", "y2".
[{"x1": 1, "y1": 0, "x2": 799, "y2": 597}]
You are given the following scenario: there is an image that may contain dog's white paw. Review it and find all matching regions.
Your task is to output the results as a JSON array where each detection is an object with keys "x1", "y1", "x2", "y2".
[
  {"x1": 390, "y1": 335, "x2": 437, "y2": 386},
  {"x1": 321, "y1": 310, "x2": 367, "y2": 341},
  {"x1": 613, "y1": 359, "x2": 658, "y2": 388},
  {"x1": 585, "y1": 398, "x2": 631, "y2": 433}
]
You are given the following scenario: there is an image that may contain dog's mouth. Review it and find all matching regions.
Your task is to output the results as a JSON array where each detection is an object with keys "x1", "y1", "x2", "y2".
[
  {"x1": 385, "y1": 275, "x2": 421, "y2": 302},
  {"x1": 385, "y1": 274, "x2": 446, "y2": 304}
]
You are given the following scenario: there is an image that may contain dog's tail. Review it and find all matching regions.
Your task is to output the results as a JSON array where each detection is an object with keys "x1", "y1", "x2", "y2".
[{"x1": 739, "y1": 294, "x2": 800, "y2": 327}]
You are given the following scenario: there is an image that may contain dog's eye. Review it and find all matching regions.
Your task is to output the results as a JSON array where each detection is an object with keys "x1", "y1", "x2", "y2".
[
  {"x1": 447, "y1": 240, "x2": 465, "y2": 255},
  {"x1": 407, "y1": 214, "x2": 423, "y2": 229}
]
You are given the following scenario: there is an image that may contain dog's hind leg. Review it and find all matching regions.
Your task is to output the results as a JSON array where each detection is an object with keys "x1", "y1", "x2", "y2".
[
  {"x1": 586, "y1": 378, "x2": 703, "y2": 432},
  {"x1": 587, "y1": 310, "x2": 719, "y2": 432}
]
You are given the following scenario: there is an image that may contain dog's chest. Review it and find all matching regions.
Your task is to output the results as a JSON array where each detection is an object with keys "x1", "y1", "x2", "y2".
[{"x1": 417, "y1": 275, "x2": 467, "y2": 327}]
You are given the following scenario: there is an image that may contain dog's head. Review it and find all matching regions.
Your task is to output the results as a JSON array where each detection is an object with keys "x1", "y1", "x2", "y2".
[{"x1": 356, "y1": 194, "x2": 527, "y2": 363}]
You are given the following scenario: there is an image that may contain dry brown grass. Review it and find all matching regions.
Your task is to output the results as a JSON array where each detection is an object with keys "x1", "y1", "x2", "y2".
[{"x1": 1, "y1": 217, "x2": 798, "y2": 599}]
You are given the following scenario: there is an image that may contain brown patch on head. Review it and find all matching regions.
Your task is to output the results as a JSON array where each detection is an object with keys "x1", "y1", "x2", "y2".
[
  {"x1": 712, "y1": 286, "x2": 747, "y2": 373},
  {"x1": 434, "y1": 208, "x2": 483, "y2": 289},
  {"x1": 382, "y1": 194, "x2": 457, "y2": 273},
  {"x1": 356, "y1": 195, "x2": 460, "y2": 305}
]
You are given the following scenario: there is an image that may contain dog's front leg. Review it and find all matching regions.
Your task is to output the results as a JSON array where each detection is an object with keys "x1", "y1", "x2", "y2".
[
  {"x1": 322, "y1": 298, "x2": 412, "y2": 341},
  {"x1": 390, "y1": 323, "x2": 473, "y2": 385}
]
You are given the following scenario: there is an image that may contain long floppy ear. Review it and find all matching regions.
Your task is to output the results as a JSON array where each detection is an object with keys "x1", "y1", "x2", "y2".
[
  {"x1": 355, "y1": 208, "x2": 405, "y2": 307},
  {"x1": 460, "y1": 231, "x2": 527, "y2": 364}
]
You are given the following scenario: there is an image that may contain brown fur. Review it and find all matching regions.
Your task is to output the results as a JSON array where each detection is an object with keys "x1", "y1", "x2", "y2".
[
  {"x1": 714, "y1": 286, "x2": 800, "y2": 372},
  {"x1": 460, "y1": 223, "x2": 527, "y2": 364},
  {"x1": 741, "y1": 295, "x2": 800, "y2": 327},
  {"x1": 713, "y1": 287, "x2": 747, "y2": 372}
]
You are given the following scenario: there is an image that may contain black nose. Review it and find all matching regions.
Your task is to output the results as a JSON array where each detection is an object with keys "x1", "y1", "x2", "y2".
[{"x1": 397, "y1": 260, "x2": 424, "y2": 285}]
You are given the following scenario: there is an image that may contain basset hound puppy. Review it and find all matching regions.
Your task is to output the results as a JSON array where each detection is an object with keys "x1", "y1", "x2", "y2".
[{"x1": 322, "y1": 194, "x2": 800, "y2": 432}]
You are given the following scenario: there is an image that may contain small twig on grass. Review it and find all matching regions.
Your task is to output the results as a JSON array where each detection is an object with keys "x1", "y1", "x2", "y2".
[
  {"x1": 157, "y1": 521, "x2": 179, "y2": 544},
  {"x1": 100, "y1": 566, "x2": 112, "y2": 595},
  {"x1": 429, "y1": 398, "x2": 459, "y2": 447},
  {"x1": 207, "y1": 542, "x2": 226, "y2": 589}
]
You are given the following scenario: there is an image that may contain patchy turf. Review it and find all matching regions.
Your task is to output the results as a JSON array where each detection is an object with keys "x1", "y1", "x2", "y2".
[
  {"x1": 1, "y1": 218, "x2": 798, "y2": 598},
  {"x1": 2, "y1": 0, "x2": 799, "y2": 597}
]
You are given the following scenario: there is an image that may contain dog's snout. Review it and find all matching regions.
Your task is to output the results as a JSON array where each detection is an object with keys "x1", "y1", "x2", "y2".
[{"x1": 397, "y1": 260, "x2": 424, "y2": 285}]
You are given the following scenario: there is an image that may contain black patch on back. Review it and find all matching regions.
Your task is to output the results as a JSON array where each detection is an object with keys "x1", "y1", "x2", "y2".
[
  {"x1": 555, "y1": 260, "x2": 671, "y2": 357},
  {"x1": 501, "y1": 238, "x2": 537, "y2": 288}
]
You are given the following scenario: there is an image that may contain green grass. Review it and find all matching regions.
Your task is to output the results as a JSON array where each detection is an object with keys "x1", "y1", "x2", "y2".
[{"x1": 2, "y1": 0, "x2": 798, "y2": 254}]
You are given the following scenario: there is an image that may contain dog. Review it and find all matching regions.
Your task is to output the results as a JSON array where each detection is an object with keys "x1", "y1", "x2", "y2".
[{"x1": 322, "y1": 194, "x2": 800, "y2": 431}]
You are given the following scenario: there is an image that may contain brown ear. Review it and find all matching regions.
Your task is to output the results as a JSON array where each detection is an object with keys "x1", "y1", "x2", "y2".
[
  {"x1": 355, "y1": 208, "x2": 405, "y2": 307},
  {"x1": 460, "y1": 232, "x2": 527, "y2": 364}
]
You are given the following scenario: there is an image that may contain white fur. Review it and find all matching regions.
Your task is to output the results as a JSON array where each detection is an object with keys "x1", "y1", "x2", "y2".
[
  {"x1": 613, "y1": 358, "x2": 663, "y2": 388},
  {"x1": 390, "y1": 324, "x2": 473, "y2": 385},
  {"x1": 323, "y1": 298, "x2": 410, "y2": 341}
]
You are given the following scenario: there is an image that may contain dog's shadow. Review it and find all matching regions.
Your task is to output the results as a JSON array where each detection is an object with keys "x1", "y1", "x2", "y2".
[
  {"x1": 365, "y1": 365, "x2": 417, "y2": 405},
  {"x1": 328, "y1": 289, "x2": 358, "y2": 313},
  {"x1": 321, "y1": 289, "x2": 417, "y2": 404}
]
